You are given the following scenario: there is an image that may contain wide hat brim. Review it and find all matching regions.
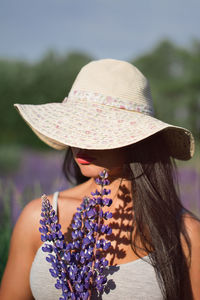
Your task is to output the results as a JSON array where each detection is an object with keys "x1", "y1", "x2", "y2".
[{"x1": 14, "y1": 96, "x2": 194, "y2": 161}]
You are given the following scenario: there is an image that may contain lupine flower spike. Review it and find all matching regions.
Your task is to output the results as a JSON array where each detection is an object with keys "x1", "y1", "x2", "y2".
[{"x1": 39, "y1": 170, "x2": 112, "y2": 300}]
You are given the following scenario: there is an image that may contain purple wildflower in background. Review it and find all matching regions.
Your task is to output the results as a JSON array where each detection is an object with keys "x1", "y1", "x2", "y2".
[{"x1": 39, "y1": 170, "x2": 112, "y2": 300}]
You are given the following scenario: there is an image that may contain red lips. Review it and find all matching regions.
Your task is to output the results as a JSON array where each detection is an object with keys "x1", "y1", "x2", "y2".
[{"x1": 76, "y1": 153, "x2": 96, "y2": 165}]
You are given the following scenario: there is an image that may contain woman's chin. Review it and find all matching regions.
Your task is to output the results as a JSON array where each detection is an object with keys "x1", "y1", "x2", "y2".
[
  {"x1": 79, "y1": 164, "x2": 106, "y2": 178},
  {"x1": 78, "y1": 164, "x2": 124, "y2": 180}
]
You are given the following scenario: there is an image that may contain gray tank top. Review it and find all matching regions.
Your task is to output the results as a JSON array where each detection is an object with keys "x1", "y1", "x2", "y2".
[{"x1": 30, "y1": 192, "x2": 163, "y2": 299}]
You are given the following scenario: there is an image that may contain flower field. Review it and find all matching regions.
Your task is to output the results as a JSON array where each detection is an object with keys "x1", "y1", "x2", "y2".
[{"x1": 0, "y1": 147, "x2": 199, "y2": 281}]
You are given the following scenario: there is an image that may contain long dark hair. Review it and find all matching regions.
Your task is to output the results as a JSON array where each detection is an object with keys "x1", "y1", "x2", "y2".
[{"x1": 62, "y1": 132, "x2": 194, "y2": 299}]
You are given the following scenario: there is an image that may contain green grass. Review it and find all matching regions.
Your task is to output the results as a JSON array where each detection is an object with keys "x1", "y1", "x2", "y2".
[
  {"x1": 0, "y1": 144, "x2": 22, "y2": 174},
  {"x1": 0, "y1": 181, "x2": 12, "y2": 282}
]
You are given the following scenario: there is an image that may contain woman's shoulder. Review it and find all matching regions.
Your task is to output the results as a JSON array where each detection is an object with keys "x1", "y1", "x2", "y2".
[
  {"x1": 14, "y1": 179, "x2": 91, "y2": 248},
  {"x1": 181, "y1": 212, "x2": 200, "y2": 262},
  {"x1": 20, "y1": 178, "x2": 90, "y2": 223},
  {"x1": 182, "y1": 212, "x2": 200, "y2": 235},
  {"x1": 182, "y1": 213, "x2": 200, "y2": 297},
  {"x1": 12, "y1": 193, "x2": 57, "y2": 252},
  {"x1": 182, "y1": 212, "x2": 200, "y2": 244},
  {"x1": 18, "y1": 192, "x2": 57, "y2": 229}
]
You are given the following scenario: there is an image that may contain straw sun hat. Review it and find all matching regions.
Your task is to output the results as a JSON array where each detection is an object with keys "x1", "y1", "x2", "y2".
[{"x1": 14, "y1": 59, "x2": 194, "y2": 160}]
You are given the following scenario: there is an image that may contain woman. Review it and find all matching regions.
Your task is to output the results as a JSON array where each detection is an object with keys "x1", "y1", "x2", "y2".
[{"x1": 0, "y1": 59, "x2": 200, "y2": 300}]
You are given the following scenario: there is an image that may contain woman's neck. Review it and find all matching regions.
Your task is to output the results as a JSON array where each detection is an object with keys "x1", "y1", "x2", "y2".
[{"x1": 87, "y1": 174, "x2": 133, "y2": 211}]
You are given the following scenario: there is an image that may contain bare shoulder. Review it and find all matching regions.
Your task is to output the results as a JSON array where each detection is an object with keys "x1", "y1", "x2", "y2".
[
  {"x1": 182, "y1": 213, "x2": 200, "y2": 241},
  {"x1": 0, "y1": 185, "x2": 90, "y2": 300},
  {"x1": 11, "y1": 191, "x2": 66, "y2": 251},
  {"x1": 181, "y1": 213, "x2": 200, "y2": 254},
  {"x1": 15, "y1": 179, "x2": 91, "y2": 241},
  {"x1": 182, "y1": 213, "x2": 200, "y2": 298},
  {"x1": 13, "y1": 197, "x2": 41, "y2": 239},
  {"x1": 0, "y1": 196, "x2": 47, "y2": 300},
  {"x1": 11, "y1": 196, "x2": 47, "y2": 252}
]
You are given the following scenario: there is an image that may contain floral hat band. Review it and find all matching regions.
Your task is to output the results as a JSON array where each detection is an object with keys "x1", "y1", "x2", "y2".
[
  {"x1": 14, "y1": 59, "x2": 195, "y2": 160},
  {"x1": 64, "y1": 90, "x2": 155, "y2": 116}
]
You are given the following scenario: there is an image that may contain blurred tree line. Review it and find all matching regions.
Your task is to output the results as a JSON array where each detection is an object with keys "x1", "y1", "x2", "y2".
[
  {"x1": 133, "y1": 40, "x2": 200, "y2": 141},
  {"x1": 0, "y1": 39, "x2": 199, "y2": 150}
]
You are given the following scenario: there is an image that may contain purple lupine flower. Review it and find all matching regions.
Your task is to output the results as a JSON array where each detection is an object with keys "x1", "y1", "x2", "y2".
[{"x1": 39, "y1": 170, "x2": 112, "y2": 300}]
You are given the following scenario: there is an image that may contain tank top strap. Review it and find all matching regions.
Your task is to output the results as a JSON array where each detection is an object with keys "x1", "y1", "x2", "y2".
[{"x1": 52, "y1": 191, "x2": 59, "y2": 214}]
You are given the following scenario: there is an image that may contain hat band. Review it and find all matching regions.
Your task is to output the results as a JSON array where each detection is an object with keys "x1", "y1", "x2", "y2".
[{"x1": 64, "y1": 90, "x2": 154, "y2": 116}]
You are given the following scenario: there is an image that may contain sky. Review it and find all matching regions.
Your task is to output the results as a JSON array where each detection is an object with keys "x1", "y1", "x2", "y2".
[{"x1": 1, "y1": 0, "x2": 200, "y2": 62}]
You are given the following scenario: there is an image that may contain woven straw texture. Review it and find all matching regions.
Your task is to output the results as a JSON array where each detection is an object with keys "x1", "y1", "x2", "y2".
[{"x1": 14, "y1": 59, "x2": 194, "y2": 160}]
